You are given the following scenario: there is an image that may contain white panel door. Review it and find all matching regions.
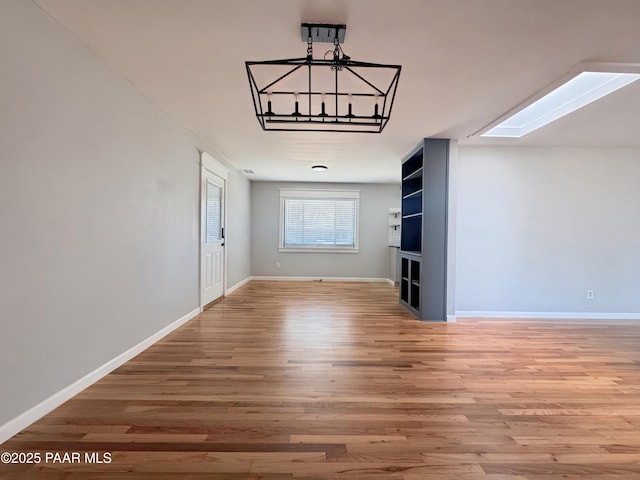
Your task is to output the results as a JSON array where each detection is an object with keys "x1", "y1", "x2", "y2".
[{"x1": 201, "y1": 169, "x2": 225, "y2": 306}]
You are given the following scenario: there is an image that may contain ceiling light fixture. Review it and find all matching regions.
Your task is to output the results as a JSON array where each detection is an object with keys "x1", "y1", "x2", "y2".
[
  {"x1": 311, "y1": 165, "x2": 328, "y2": 172},
  {"x1": 246, "y1": 23, "x2": 401, "y2": 133},
  {"x1": 481, "y1": 71, "x2": 640, "y2": 138}
]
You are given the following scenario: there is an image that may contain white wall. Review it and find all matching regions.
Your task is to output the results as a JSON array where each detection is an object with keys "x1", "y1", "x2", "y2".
[
  {"x1": 251, "y1": 182, "x2": 400, "y2": 279},
  {"x1": 456, "y1": 145, "x2": 640, "y2": 316},
  {"x1": 0, "y1": 0, "x2": 250, "y2": 433}
]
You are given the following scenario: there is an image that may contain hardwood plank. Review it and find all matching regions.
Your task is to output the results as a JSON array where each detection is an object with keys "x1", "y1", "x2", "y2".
[
  {"x1": 1, "y1": 280, "x2": 640, "y2": 479},
  {"x1": 290, "y1": 435, "x2": 407, "y2": 444}
]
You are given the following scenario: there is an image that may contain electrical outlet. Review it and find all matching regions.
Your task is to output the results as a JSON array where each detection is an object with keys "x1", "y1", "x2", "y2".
[
  {"x1": 587, "y1": 289, "x2": 594, "y2": 300},
  {"x1": 276, "y1": 262, "x2": 281, "y2": 269}
]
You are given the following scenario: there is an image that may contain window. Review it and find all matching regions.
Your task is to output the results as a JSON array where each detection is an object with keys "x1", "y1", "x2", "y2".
[{"x1": 279, "y1": 189, "x2": 360, "y2": 252}]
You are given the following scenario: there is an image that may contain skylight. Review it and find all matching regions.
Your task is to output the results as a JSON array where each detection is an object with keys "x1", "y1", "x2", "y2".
[{"x1": 481, "y1": 71, "x2": 640, "y2": 138}]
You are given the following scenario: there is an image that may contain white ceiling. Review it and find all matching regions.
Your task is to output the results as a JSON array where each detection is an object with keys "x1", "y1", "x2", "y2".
[{"x1": 35, "y1": 0, "x2": 640, "y2": 183}]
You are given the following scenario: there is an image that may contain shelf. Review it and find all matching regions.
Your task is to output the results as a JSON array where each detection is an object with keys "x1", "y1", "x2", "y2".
[
  {"x1": 402, "y1": 166, "x2": 423, "y2": 182},
  {"x1": 402, "y1": 212, "x2": 422, "y2": 219},
  {"x1": 411, "y1": 281, "x2": 420, "y2": 286},
  {"x1": 402, "y1": 189, "x2": 423, "y2": 200}
]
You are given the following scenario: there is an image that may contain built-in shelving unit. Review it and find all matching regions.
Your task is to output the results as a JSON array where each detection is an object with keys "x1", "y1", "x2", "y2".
[
  {"x1": 388, "y1": 207, "x2": 401, "y2": 284},
  {"x1": 399, "y1": 138, "x2": 451, "y2": 321},
  {"x1": 388, "y1": 208, "x2": 400, "y2": 247}
]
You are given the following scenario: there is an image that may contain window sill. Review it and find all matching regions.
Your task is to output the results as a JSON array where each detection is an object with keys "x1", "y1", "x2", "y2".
[{"x1": 279, "y1": 247, "x2": 360, "y2": 254}]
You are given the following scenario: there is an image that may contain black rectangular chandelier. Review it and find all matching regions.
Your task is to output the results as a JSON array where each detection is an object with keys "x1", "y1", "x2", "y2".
[{"x1": 245, "y1": 23, "x2": 401, "y2": 133}]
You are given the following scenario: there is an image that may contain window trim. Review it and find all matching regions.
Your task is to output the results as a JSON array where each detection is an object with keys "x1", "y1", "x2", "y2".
[{"x1": 279, "y1": 189, "x2": 360, "y2": 253}]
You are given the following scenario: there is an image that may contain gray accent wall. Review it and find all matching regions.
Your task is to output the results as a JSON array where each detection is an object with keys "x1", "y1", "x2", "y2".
[
  {"x1": 456, "y1": 145, "x2": 640, "y2": 315},
  {"x1": 226, "y1": 169, "x2": 252, "y2": 288},
  {"x1": 251, "y1": 182, "x2": 400, "y2": 279},
  {"x1": 0, "y1": 0, "x2": 250, "y2": 428}
]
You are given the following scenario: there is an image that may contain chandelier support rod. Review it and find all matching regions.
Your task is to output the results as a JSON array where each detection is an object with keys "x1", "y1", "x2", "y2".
[
  {"x1": 245, "y1": 66, "x2": 263, "y2": 128},
  {"x1": 259, "y1": 64, "x2": 305, "y2": 94},
  {"x1": 344, "y1": 67, "x2": 386, "y2": 96},
  {"x1": 307, "y1": 34, "x2": 312, "y2": 121},
  {"x1": 308, "y1": 63, "x2": 312, "y2": 121},
  {"x1": 383, "y1": 70, "x2": 401, "y2": 121},
  {"x1": 335, "y1": 59, "x2": 339, "y2": 122}
]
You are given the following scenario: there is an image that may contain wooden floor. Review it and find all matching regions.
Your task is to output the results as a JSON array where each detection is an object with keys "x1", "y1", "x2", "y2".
[{"x1": 2, "y1": 280, "x2": 640, "y2": 479}]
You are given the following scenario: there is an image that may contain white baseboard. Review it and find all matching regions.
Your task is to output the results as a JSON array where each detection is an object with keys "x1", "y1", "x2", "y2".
[
  {"x1": 456, "y1": 311, "x2": 640, "y2": 320},
  {"x1": 447, "y1": 315, "x2": 457, "y2": 323},
  {"x1": 251, "y1": 276, "x2": 393, "y2": 283},
  {"x1": 0, "y1": 307, "x2": 202, "y2": 445},
  {"x1": 225, "y1": 277, "x2": 251, "y2": 295}
]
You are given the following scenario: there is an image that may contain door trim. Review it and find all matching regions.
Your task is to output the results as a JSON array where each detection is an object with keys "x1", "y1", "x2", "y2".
[{"x1": 202, "y1": 151, "x2": 229, "y2": 180}]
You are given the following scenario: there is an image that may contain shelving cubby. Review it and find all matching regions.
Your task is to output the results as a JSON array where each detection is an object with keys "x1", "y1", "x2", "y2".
[{"x1": 400, "y1": 148, "x2": 423, "y2": 254}]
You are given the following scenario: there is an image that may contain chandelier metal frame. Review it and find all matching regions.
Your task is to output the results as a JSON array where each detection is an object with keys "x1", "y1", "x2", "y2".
[{"x1": 245, "y1": 23, "x2": 401, "y2": 133}]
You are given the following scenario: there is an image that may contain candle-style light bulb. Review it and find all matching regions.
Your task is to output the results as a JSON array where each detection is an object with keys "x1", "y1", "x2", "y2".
[
  {"x1": 319, "y1": 92, "x2": 328, "y2": 117},
  {"x1": 372, "y1": 93, "x2": 381, "y2": 119},
  {"x1": 265, "y1": 91, "x2": 274, "y2": 117},
  {"x1": 292, "y1": 92, "x2": 300, "y2": 116},
  {"x1": 346, "y1": 93, "x2": 354, "y2": 118}
]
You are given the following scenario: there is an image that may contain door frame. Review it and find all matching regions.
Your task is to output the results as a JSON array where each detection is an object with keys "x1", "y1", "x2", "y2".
[{"x1": 200, "y1": 151, "x2": 229, "y2": 310}]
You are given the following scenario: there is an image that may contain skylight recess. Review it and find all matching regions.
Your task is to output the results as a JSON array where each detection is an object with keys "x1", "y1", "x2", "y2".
[{"x1": 481, "y1": 71, "x2": 640, "y2": 138}]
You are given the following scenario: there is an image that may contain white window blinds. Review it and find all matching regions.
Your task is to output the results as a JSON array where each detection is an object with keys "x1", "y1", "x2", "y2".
[
  {"x1": 205, "y1": 181, "x2": 222, "y2": 243},
  {"x1": 280, "y1": 189, "x2": 360, "y2": 252}
]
